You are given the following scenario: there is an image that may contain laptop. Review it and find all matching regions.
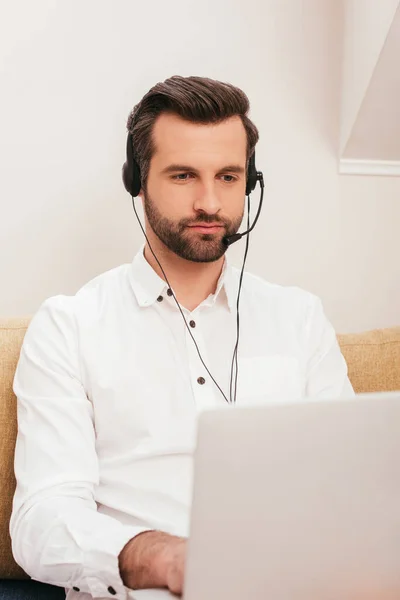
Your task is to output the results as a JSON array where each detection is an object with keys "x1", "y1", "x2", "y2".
[{"x1": 131, "y1": 391, "x2": 400, "y2": 600}]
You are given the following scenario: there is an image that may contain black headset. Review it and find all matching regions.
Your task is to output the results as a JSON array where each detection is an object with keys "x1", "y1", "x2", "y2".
[
  {"x1": 123, "y1": 132, "x2": 261, "y2": 197},
  {"x1": 122, "y1": 132, "x2": 264, "y2": 246},
  {"x1": 122, "y1": 131, "x2": 265, "y2": 403}
]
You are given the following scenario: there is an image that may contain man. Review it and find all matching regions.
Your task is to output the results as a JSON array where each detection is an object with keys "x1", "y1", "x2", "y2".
[{"x1": 10, "y1": 76, "x2": 354, "y2": 599}]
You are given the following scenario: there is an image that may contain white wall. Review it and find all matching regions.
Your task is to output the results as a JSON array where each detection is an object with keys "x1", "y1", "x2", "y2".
[
  {"x1": 340, "y1": 0, "x2": 400, "y2": 154},
  {"x1": 1, "y1": 0, "x2": 399, "y2": 333},
  {"x1": 340, "y1": 4, "x2": 400, "y2": 161}
]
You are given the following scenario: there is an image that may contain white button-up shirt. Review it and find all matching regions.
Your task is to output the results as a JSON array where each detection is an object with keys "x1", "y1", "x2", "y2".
[{"x1": 10, "y1": 246, "x2": 354, "y2": 599}]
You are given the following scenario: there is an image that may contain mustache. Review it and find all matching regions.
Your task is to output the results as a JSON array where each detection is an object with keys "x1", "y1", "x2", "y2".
[{"x1": 180, "y1": 214, "x2": 229, "y2": 228}]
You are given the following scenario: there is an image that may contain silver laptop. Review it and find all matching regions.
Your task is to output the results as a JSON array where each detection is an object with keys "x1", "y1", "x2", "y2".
[{"x1": 132, "y1": 392, "x2": 400, "y2": 600}]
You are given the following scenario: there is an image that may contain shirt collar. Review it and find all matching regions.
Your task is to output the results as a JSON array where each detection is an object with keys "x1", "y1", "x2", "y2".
[{"x1": 128, "y1": 245, "x2": 237, "y2": 312}]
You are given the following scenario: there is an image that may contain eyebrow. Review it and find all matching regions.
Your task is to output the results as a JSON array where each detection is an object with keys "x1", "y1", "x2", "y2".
[{"x1": 161, "y1": 164, "x2": 245, "y2": 175}]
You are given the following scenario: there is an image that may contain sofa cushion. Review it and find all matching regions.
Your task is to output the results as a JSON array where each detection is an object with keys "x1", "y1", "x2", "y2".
[
  {"x1": 338, "y1": 327, "x2": 400, "y2": 394},
  {"x1": 0, "y1": 318, "x2": 31, "y2": 579},
  {"x1": 0, "y1": 318, "x2": 399, "y2": 579}
]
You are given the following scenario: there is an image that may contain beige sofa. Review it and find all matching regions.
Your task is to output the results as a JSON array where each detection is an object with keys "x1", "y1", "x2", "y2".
[{"x1": 1, "y1": 317, "x2": 400, "y2": 580}]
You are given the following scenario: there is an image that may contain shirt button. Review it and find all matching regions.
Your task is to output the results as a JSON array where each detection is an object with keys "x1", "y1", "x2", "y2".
[
  {"x1": 189, "y1": 320, "x2": 196, "y2": 328},
  {"x1": 167, "y1": 288, "x2": 173, "y2": 296},
  {"x1": 108, "y1": 586, "x2": 117, "y2": 595},
  {"x1": 157, "y1": 295, "x2": 163, "y2": 302},
  {"x1": 197, "y1": 376, "x2": 206, "y2": 385},
  {"x1": 72, "y1": 587, "x2": 80, "y2": 592}
]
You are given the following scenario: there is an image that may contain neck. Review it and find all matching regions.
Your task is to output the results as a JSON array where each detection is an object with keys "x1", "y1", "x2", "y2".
[{"x1": 143, "y1": 233, "x2": 225, "y2": 312}]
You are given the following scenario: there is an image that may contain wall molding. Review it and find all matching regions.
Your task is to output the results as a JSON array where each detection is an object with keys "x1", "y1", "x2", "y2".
[{"x1": 339, "y1": 158, "x2": 400, "y2": 176}]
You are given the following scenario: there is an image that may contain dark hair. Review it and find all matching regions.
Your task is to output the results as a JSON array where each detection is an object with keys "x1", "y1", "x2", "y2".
[{"x1": 126, "y1": 75, "x2": 259, "y2": 190}]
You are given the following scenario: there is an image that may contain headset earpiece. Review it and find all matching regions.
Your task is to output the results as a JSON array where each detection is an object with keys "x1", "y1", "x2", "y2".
[
  {"x1": 122, "y1": 133, "x2": 142, "y2": 197},
  {"x1": 245, "y1": 152, "x2": 258, "y2": 196}
]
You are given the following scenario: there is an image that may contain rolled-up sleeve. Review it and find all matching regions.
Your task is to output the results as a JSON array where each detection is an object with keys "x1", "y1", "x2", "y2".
[
  {"x1": 10, "y1": 296, "x2": 148, "y2": 599},
  {"x1": 304, "y1": 295, "x2": 355, "y2": 399}
]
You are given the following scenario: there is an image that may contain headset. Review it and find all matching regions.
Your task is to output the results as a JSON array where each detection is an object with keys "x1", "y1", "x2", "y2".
[{"x1": 122, "y1": 131, "x2": 265, "y2": 404}]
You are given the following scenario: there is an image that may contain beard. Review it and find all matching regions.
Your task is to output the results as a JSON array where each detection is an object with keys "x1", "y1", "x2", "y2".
[{"x1": 142, "y1": 191, "x2": 243, "y2": 263}]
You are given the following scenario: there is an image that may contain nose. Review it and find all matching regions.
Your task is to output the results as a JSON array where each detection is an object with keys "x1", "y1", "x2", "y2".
[{"x1": 193, "y1": 179, "x2": 222, "y2": 215}]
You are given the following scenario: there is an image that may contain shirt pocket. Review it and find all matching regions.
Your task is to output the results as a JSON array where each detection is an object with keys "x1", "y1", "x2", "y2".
[
  {"x1": 148, "y1": 413, "x2": 197, "y2": 456},
  {"x1": 236, "y1": 355, "x2": 304, "y2": 405}
]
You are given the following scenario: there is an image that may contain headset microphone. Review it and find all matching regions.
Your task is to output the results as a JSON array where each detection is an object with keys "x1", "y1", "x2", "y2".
[{"x1": 223, "y1": 170, "x2": 264, "y2": 246}]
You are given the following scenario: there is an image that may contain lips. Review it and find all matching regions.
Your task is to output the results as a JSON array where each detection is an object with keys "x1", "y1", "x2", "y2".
[{"x1": 187, "y1": 224, "x2": 224, "y2": 233}]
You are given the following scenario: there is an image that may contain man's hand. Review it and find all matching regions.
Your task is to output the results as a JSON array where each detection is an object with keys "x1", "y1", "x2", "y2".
[
  {"x1": 119, "y1": 531, "x2": 186, "y2": 596},
  {"x1": 164, "y1": 536, "x2": 186, "y2": 596}
]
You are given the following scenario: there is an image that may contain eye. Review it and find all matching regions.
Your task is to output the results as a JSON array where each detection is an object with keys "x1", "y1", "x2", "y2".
[
  {"x1": 172, "y1": 173, "x2": 193, "y2": 181},
  {"x1": 221, "y1": 175, "x2": 237, "y2": 183}
]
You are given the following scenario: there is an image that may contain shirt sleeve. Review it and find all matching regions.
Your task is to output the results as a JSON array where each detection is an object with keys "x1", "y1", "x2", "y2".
[
  {"x1": 10, "y1": 296, "x2": 149, "y2": 599},
  {"x1": 303, "y1": 294, "x2": 355, "y2": 399}
]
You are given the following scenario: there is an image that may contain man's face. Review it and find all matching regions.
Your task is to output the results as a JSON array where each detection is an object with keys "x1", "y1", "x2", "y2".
[{"x1": 141, "y1": 112, "x2": 247, "y2": 263}]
